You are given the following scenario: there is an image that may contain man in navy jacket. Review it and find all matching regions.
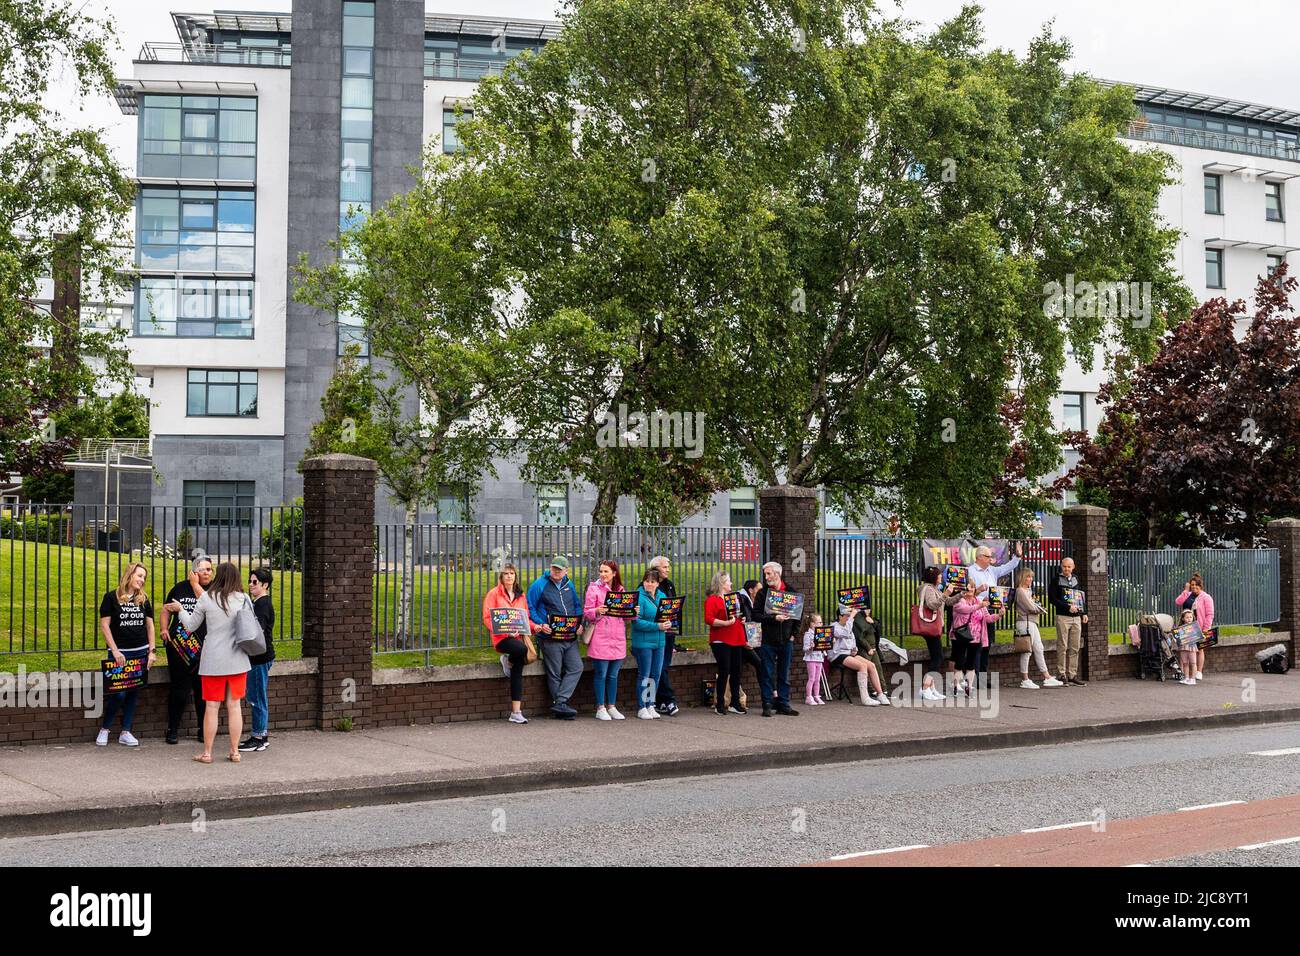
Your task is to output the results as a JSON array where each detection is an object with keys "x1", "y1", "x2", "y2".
[{"x1": 527, "y1": 556, "x2": 582, "y2": 718}]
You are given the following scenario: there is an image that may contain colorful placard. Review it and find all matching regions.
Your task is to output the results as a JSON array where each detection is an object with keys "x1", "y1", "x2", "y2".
[
  {"x1": 722, "y1": 591, "x2": 743, "y2": 619},
  {"x1": 603, "y1": 591, "x2": 638, "y2": 618},
  {"x1": 490, "y1": 607, "x2": 529, "y2": 637},
  {"x1": 837, "y1": 586, "x2": 870, "y2": 609},
  {"x1": 1200, "y1": 626, "x2": 1219, "y2": 648},
  {"x1": 1172, "y1": 621, "x2": 1202, "y2": 649},
  {"x1": 765, "y1": 590, "x2": 805, "y2": 619},
  {"x1": 101, "y1": 654, "x2": 147, "y2": 694},
  {"x1": 987, "y1": 586, "x2": 1008, "y2": 613},
  {"x1": 811, "y1": 626, "x2": 834, "y2": 651},
  {"x1": 655, "y1": 595, "x2": 685, "y2": 623},
  {"x1": 944, "y1": 565, "x2": 969, "y2": 589},
  {"x1": 744, "y1": 621, "x2": 762, "y2": 647},
  {"x1": 1063, "y1": 587, "x2": 1085, "y2": 615},
  {"x1": 548, "y1": 614, "x2": 583, "y2": 639},
  {"x1": 164, "y1": 628, "x2": 201, "y2": 668}
]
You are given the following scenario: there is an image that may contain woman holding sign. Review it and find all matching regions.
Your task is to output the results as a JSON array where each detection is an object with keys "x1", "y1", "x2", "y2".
[
  {"x1": 705, "y1": 570, "x2": 748, "y2": 716},
  {"x1": 165, "y1": 562, "x2": 251, "y2": 764},
  {"x1": 96, "y1": 563, "x2": 158, "y2": 747},
  {"x1": 585, "y1": 560, "x2": 631, "y2": 720},
  {"x1": 630, "y1": 567, "x2": 673, "y2": 720},
  {"x1": 1174, "y1": 574, "x2": 1215, "y2": 681},
  {"x1": 482, "y1": 564, "x2": 536, "y2": 723}
]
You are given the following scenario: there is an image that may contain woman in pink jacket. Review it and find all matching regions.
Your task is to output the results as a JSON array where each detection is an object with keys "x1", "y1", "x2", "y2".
[
  {"x1": 584, "y1": 560, "x2": 629, "y2": 720},
  {"x1": 951, "y1": 585, "x2": 1003, "y2": 698},
  {"x1": 1174, "y1": 573, "x2": 1215, "y2": 681}
]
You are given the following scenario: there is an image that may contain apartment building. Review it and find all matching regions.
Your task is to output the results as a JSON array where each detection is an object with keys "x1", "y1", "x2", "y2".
[{"x1": 111, "y1": 5, "x2": 1299, "y2": 532}]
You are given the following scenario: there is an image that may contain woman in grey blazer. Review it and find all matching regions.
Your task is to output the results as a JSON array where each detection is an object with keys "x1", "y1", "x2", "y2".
[{"x1": 166, "y1": 561, "x2": 252, "y2": 763}]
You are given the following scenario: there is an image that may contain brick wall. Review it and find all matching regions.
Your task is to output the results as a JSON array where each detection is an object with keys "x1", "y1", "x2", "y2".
[
  {"x1": 0, "y1": 662, "x2": 319, "y2": 746},
  {"x1": 1062, "y1": 505, "x2": 1110, "y2": 681}
]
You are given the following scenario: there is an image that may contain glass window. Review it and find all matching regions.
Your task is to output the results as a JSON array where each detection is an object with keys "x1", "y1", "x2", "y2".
[
  {"x1": 343, "y1": 47, "x2": 373, "y2": 75},
  {"x1": 181, "y1": 200, "x2": 215, "y2": 229},
  {"x1": 1206, "y1": 248, "x2": 1225, "y2": 289},
  {"x1": 137, "y1": 277, "x2": 177, "y2": 335},
  {"x1": 183, "y1": 480, "x2": 255, "y2": 527},
  {"x1": 342, "y1": 140, "x2": 371, "y2": 169},
  {"x1": 442, "y1": 108, "x2": 471, "y2": 153},
  {"x1": 1061, "y1": 393, "x2": 1085, "y2": 432},
  {"x1": 1204, "y1": 173, "x2": 1222, "y2": 214},
  {"x1": 729, "y1": 487, "x2": 757, "y2": 527},
  {"x1": 1268, "y1": 253, "x2": 1286, "y2": 278},
  {"x1": 341, "y1": 77, "x2": 373, "y2": 109},
  {"x1": 183, "y1": 111, "x2": 217, "y2": 140},
  {"x1": 186, "y1": 369, "x2": 257, "y2": 417},
  {"x1": 1266, "y1": 181, "x2": 1285, "y2": 222},
  {"x1": 138, "y1": 94, "x2": 256, "y2": 181},
  {"x1": 220, "y1": 109, "x2": 256, "y2": 143},
  {"x1": 341, "y1": 108, "x2": 373, "y2": 140},
  {"x1": 537, "y1": 484, "x2": 568, "y2": 525},
  {"x1": 342, "y1": 15, "x2": 375, "y2": 46},
  {"x1": 435, "y1": 484, "x2": 471, "y2": 523}
]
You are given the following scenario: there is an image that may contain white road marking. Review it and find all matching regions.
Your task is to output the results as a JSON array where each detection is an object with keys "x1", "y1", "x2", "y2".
[
  {"x1": 1177, "y1": 800, "x2": 1245, "y2": 812},
  {"x1": 830, "y1": 844, "x2": 929, "y2": 861},
  {"x1": 1237, "y1": 836, "x2": 1300, "y2": 851},
  {"x1": 1248, "y1": 748, "x2": 1300, "y2": 757},
  {"x1": 1022, "y1": 820, "x2": 1093, "y2": 833}
]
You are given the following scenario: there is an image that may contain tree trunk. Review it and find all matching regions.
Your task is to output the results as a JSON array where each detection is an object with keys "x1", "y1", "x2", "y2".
[
  {"x1": 591, "y1": 479, "x2": 619, "y2": 526},
  {"x1": 399, "y1": 500, "x2": 417, "y2": 649}
]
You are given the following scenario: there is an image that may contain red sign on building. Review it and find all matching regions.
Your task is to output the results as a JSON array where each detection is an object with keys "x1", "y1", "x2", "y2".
[{"x1": 720, "y1": 538, "x2": 761, "y2": 561}]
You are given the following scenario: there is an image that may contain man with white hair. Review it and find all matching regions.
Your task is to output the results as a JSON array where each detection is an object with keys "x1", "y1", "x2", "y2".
[
  {"x1": 966, "y1": 541, "x2": 1022, "y2": 688},
  {"x1": 754, "y1": 560, "x2": 799, "y2": 717},
  {"x1": 160, "y1": 555, "x2": 214, "y2": 744},
  {"x1": 648, "y1": 555, "x2": 682, "y2": 716},
  {"x1": 1047, "y1": 555, "x2": 1089, "y2": 685}
]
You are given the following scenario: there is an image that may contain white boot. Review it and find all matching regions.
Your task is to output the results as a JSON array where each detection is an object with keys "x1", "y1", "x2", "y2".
[{"x1": 857, "y1": 671, "x2": 880, "y2": 706}]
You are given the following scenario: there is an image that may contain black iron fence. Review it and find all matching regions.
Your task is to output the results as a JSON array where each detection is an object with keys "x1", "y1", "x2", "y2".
[{"x1": 1, "y1": 503, "x2": 303, "y2": 668}]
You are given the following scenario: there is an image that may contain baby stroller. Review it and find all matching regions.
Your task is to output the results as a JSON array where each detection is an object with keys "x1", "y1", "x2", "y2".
[{"x1": 1133, "y1": 613, "x2": 1182, "y2": 682}]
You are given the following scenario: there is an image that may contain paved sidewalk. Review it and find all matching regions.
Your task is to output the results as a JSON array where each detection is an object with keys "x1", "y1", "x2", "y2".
[{"x1": 2, "y1": 671, "x2": 1298, "y2": 836}]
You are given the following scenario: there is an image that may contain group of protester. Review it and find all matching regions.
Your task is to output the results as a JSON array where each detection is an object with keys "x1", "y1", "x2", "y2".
[{"x1": 96, "y1": 556, "x2": 276, "y2": 761}]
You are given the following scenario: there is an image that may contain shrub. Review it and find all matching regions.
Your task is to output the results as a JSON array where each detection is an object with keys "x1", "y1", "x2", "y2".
[{"x1": 260, "y1": 499, "x2": 304, "y2": 571}]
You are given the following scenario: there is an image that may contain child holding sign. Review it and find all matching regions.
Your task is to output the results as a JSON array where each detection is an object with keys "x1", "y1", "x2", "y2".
[
  {"x1": 802, "y1": 613, "x2": 829, "y2": 705},
  {"x1": 96, "y1": 563, "x2": 158, "y2": 747}
]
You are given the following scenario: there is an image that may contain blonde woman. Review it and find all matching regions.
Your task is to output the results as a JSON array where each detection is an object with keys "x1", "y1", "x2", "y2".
[
  {"x1": 704, "y1": 569, "x2": 748, "y2": 715},
  {"x1": 97, "y1": 563, "x2": 158, "y2": 746},
  {"x1": 1013, "y1": 567, "x2": 1063, "y2": 689},
  {"x1": 165, "y1": 561, "x2": 252, "y2": 763}
]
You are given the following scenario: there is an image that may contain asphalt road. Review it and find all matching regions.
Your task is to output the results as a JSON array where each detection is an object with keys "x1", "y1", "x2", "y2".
[{"x1": 4, "y1": 722, "x2": 1299, "y2": 866}]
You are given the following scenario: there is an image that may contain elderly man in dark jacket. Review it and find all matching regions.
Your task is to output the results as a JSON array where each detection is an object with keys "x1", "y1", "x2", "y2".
[{"x1": 753, "y1": 561, "x2": 799, "y2": 718}]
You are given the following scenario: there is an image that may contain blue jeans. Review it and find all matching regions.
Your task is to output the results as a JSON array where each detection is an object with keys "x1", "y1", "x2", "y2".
[
  {"x1": 101, "y1": 689, "x2": 139, "y2": 731},
  {"x1": 759, "y1": 641, "x2": 793, "y2": 707},
  {"x1": 247, "y1": 661, "x2": 272, "y2": 736},
  {"x1": 632, "y1": 645, "x2": 664, "y2": 709},
  {"x1": 590, "y1": 657, "x2": 622, "y2": 707}
]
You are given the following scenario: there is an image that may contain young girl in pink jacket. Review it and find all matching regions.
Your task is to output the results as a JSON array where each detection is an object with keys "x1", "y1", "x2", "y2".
[
  {"x1": 584, "y1": 561, "x2": 629, "y2": 720},
  {"x1": 951, "y1": 586, "x2": 1003, "y2": 698}
]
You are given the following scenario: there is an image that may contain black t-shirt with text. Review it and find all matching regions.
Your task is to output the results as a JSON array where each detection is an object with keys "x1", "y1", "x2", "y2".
[
  {"x1": 250, "y1": 593, "x2": 276, "y2": 666},
  {"x1": 165, "y1": 580, "x2": 208, "y2": 644},
  {"x1": 98, "y1": 592, "x2": 153, "y2": 653}
]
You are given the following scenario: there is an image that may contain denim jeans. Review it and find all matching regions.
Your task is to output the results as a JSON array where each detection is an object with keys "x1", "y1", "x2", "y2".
[
  {"x1": 759, "y1": 640, "x2": 793, "y2": 707},
  {"x1": 101, "y1": 689, "x2": 140, "y2": 731},
  {"x1": 247, "y1": 661, "x2": 272, "y2": 736},
  {"x1": 591, "y1": 657, "x2": 622, "y2": 707},
  {"x1": 632, "y1": 645, "x2": 664, "y2": 709}
]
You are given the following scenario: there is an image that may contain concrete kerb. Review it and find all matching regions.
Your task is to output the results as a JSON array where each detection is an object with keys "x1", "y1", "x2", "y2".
[{"x1": 5, "y1": 700, "x2": 1299, "y2": 839}]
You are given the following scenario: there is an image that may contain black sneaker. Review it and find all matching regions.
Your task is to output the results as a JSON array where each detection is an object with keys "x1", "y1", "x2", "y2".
[
  {"x1": 728, "y1": 704, "x2": 747, "y2": 715},
  {"x1": 1070, "y1": 676, "x2": 1088, "y2": 686},
  {"x1": 165, "y1": 728, "x2": 179, "y2": 745},
  {"x1": 762, "y1": 704, "x2": 774, "y2": 717},
  {"x1": 662, "y1": 702, "x2": 680, "y2": 716},
  {"x1": 238, "y1": 736, "x2": 268, "y2": 752},
  {"x1": 714, "y1": 707, "x2": 728, "y2": 716},
  {"x1": 775, "y1": 705, "x2": 800, "y2": 716}
]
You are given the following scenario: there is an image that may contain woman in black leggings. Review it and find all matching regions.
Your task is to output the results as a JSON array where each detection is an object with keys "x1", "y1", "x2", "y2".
[
  {"x1": 482, "y1": 564, "x2": 537, "y2": 723},
  {"x1": 705, "y1": 570, "x2": 747, "y2": 715}
]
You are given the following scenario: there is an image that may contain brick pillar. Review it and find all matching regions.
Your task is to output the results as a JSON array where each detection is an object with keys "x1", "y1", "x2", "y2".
[
  {"x1": 757, "y1": 485, "x2": 818, "y2": 614},
  {"x1": 1062, "y1": 504, "x2": 1110, "y2": 681},
  {"x1": 302, "y1": 454, "x2": 377, "y2": 729},
  {"x1": 1266, "y1": 518, "x2": 1300, "y2": 666}
]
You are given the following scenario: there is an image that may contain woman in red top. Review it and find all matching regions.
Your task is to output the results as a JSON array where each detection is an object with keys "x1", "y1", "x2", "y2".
[
  {"x1": 481, "y1": 564, "x2": 537, "y2": 723},
  {"x1": 705, "y1": 569, "x2": 747, "y2": 716}
]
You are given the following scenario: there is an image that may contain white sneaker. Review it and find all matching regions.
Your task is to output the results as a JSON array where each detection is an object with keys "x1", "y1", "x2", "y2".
[
  {"x1": 637, "y1": 707, "x2": 655, "y2": 719},
  {"x1": 1020, "y1": 679, "x2": 1039, "y2": 689},
  {"x1": 607, "y1": 706, "x2": 625, "y2": 720},
  {"x1": 648, "y1": 707, "x2": 661, "y2": 718},
  {"x1": 1195, "y1": 671, "x2": 1203, "y2": 680},
  {"x1": 878, "y1": 692, "x2": 892, "y2": 705},
  {"x1": 508, "y1": 711, "x2": 528, "y2": 723},
  {"x1": 95, "y1": 729, "x2": 109, "y2": 746},
  {"x1": 929, "y1": 687, "x2": 947, "y2": 701},
  {"x1": 1042, "y1": 677, "x2": 1064, "y2": 687},
  {"x1": 119, "y1": 731, "x2": 139, "y2": 747},
  {"x1": 1180, "y1": 677, "x2": 1197, "y2": 686},
  {"x1": 861, "y1": 694, "x2": 881, "y2": 706},
  {"x1": 595, "y1": 707, "x2": 612, "y2": 721}
]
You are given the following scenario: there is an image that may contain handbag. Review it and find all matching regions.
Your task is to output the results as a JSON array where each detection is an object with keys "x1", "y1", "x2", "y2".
[
  {"x1": 233, "y1": 596, "x2": 267, "y2": 656},
  {"x1": 951, "y1": 623, "x2": 974, "y2": 646},
  {"x1": 910, "y1": 592, "x2": 942, "y2": 638},
  {"x1": 581, "y1": 622, "x2": 595, "y2": 645},
  {"x1": 1012, "y1": 608, "x2": 1033, "y2": 653}
]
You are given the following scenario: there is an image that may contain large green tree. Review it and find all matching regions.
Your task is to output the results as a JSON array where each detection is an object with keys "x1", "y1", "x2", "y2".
[{"x1": 0, "y1": 0, "x2": 136, "y2": 484}]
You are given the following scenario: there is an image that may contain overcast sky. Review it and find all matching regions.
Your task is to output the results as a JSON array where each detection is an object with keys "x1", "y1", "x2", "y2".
[{"x1": 72, "y1": 0, "x2": 1299, "y2": 175}]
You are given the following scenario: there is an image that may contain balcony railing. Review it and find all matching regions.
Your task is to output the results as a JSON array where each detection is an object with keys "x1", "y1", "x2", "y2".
[
  {"x1": 1126, "y1": 120, "x2": 1300, "y2": 165},
  {"x1": 138, "y1": 42, "x2": 291, "y2": 67},
  {"x1": 424, "y1": 55, "x2": 509, "y2": 82}
]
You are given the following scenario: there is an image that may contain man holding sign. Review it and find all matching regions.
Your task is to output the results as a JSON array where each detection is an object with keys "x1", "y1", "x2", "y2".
[
  {"x1": 526, "y1": 557, "x2": 583, "y2": 719},
  {"x1": 1048, "y1": 556, "x2": 1088, "y2": 686},
  {"x1": 754, "y1": 561, "x2": 799, "y2": 717},
  {"x1": 966, "y1": 543, "x2": 1022, "y2": 689}
]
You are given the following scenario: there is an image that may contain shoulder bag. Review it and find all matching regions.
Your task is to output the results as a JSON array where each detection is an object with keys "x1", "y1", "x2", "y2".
[
  {"x1": 233, "y1": 595, "x2": 267, "y2": 657},
  {"x1": 910, "y1": 586, "x2": 943, "y2": 638},
  {"x1": 1011, "y1": 600, "x2": 1033, "y2": 653}
]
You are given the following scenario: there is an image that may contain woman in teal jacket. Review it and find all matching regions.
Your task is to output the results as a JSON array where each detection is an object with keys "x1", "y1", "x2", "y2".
[{"x1": 631, "y1": 568, "x2": 671, "y2": 719}]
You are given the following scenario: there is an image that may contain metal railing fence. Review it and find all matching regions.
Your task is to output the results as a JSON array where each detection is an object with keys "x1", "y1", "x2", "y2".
[{"x1": 1109, "y1": 548, "x2": 1279, "y2": 636}]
